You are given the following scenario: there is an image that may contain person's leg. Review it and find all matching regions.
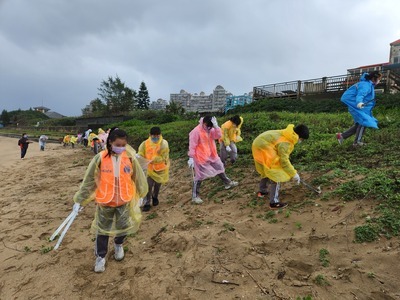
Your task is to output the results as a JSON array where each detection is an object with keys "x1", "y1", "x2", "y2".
[
  {"x1": 267, "y1": 179, "x2": 286, "y2": 209},
  {"x1": 341, "y1": 123, "x2": 359, "y2": 139},
  {"x1": 192, "y1": 180, "x2": 202, "y2": 199},
  {"x1": 354, "y1": 125, "x2": 366, "y2": 145},
  {"x1": 143, "y1": 177, "x2": 154, "y2": 211},
  {"x1": 218, "y1": 172, "x2": 239, "y2": 189},
  {"x1": 21, "y1": 147, "x2": 27, "y2": 159},
  {"x1": 219, "y1": 142, "x2": 228, "y2": 165},
  {"x1": 229, "y1": 142, "x2": 238, "y2": 164},
  {"x1": 95, "y1": 235, "x2": 110, "y2": 258},
  {"x1": 152, "y1": 182, "x2": 161, "y2": 206},
  {"x1": 258, "y1": 177, "x2": 268, "y2": 196}
]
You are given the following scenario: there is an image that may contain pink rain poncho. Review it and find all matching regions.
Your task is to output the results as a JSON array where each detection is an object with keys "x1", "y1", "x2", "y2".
[{"x1": 188, "y1": 118, "x2": 225, "y2": 181}]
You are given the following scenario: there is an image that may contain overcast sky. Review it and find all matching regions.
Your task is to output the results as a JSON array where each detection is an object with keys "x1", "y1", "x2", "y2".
[{"x1": 0, "y1": 0, "x2": 399, "y2": 116}]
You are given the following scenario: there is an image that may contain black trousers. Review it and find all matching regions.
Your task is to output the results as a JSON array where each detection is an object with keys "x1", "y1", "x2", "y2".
[
  {"x1": 95, "y1": 235, "x2": 126, "y2": 258},
  {"x1": 21, "y1": 147, "x2": 28, "y2": 158}
]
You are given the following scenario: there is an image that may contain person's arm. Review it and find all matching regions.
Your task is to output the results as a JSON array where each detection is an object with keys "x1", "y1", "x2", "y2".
[
  {"x1": 188, "y1": 129, "x2": 199, "y2": 158},
  {"x1": 73, "y1": 154, "x2": 101, "y2": 206},
  {"x1": 137, "y1": 141, "x2": 146, "y2": 157},
  {"x1": 355, "y1": 82, "x2": 372, "y2": 106},
  {"x1": 277, "y1": 142, "x2": 296, "y2": 177}
]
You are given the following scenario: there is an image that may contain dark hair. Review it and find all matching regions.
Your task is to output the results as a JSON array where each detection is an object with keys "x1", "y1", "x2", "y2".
[
  {"x1": 106, "y1": 128, "x2": 128, "y2": 157},
  {"x1": 202, "y1": 116, "x2": 213, "y2": 127},
  {"x1": 294, "y1": 124, "x2": 309, "y2": 139},
  {"x1": 365, "y1": 71, "x2": 382, "y2": 81},
  {"x1": 150, "y1": 127, "x2": 161, "y2": 135},
  {"x1": 22, "y1": 133, "x2": 26, "y2": 137},
  {"x1": 230, "y1": 115, "x2": 241, "y2": 126}
]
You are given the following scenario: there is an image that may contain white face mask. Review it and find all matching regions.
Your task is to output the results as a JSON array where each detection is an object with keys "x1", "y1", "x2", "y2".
[{"x1": 298, "y1": 139, "x2": 303, "y2": 144}]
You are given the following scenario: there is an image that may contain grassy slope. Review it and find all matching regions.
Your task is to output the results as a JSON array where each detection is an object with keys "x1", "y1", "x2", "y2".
[{"x1": 115, "y1": 94, "x2": 400, "y2": 242}]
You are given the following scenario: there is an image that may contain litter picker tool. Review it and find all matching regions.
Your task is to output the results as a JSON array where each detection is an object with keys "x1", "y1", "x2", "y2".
[
  {"x1": 300, "y1": 179, "x2": 321, "y2": 194},
  {"x1": 50, "y1": 209, "x2": 80, "y2": 250}
]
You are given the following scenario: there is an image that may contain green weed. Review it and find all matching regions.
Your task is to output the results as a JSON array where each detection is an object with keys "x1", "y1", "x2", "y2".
[
  {"x1": 146, "y1": 212, "x2": 158, "y2": 220},
  {"x1": 223, "y1": 223, "x2": 235, "y2": 231},
  {"x1": 319, "y1": 248, "x2": 330, "y2": 267},
  {"x1": 314, "y1": 274, "x2": 330, "y2": 286}
]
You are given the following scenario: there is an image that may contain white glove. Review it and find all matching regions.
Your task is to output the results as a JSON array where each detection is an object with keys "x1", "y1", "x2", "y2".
[
  {"x1": 226, "y1": 145, "x2": 232, "y2": 152},
  {"x1": 188, "y1": 157, "x2": 194, "y2": 169},
  {"x1": 292, "y1": 173, "x2": 300, "y2": 185},
  {"x1": 356, "y1": 102, "x2": 365, "y2": 109},
  {"x1": 211, "y1": 116, "x2": 219, "y2": 128},
  {"x1": 73, "y1": 203, "x2": 81, "y2": 213},
  {"x1": 135, "y1": 153, "x2": 142, "y2": 159}
]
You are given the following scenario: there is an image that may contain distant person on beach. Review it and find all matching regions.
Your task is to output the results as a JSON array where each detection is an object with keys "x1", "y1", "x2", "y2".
[
  {"x1": 18, "y1": 133, "x2": 32, "y2": 159},
  {"x1": 336, "y1": 71, "x2": 382, "y2": 147},
  {"x1": 252, "y1": 124, "x2": 309, "y2": 210},
  {"x1": 72, "y1": 128, "x2": 148, "y2": 273},
  {"x1": 219, "y1": 115, "x2": 243, "y2": 165},
  {"x1": 137, "y1": 126, "x2": 170, "y2": 212},
  {"x1": 83, "y1": 128, "x2": 92, "y2": 147},
  {"x1": 188, "y1": 116, "x2": 239, "y2": 204},
  {"x1": 38, "y1": 135, "x2": 48, "y2": 151}
]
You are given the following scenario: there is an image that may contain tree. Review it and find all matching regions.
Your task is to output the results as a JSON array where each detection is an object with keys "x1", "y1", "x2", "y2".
[
  {"x1": 81, "y1": 98, "x2": 107, "y2": 116},
  {"x1": 97, "y1": 75, "x2": 137, "y2": 114},
  {"x1": 137, "y1": 81, "x2": 150, "y2": 110},
  {"x1": 1, "y1": 109, "x2": 10, "y2": 125},
  {"x1": 165, "y1": 101, "x2": 185, "y2": 115}
]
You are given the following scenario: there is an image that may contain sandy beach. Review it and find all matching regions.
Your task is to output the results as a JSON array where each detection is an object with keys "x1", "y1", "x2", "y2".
[{"x1": 1, "y1": 135, "x2": 400, "y2": 300}]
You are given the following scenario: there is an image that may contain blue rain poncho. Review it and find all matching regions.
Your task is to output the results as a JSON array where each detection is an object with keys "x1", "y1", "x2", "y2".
[{"x1": 341, "y1": 73, "x2": 378, "y2": 128}]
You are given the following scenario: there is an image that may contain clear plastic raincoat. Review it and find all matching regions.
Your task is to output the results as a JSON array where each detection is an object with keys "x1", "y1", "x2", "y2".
[
  {"x1": 188, "y1": 118, "x2": 225, "y2": 181},
  {"x1": 138, "y1": 136, "x2": 170, "y2": 184},
  {"x1": 341, "y1": 73, "x2": 378, "y2": 128},
  {"x1": 220, "y1": 117, "x2": 244, "y2": 146},
  {"x1": 73, "y1": 145, "x2": 148, "y2": 236},
  {"x1": 252, "y1": 124, "x2": 299, "y2": 182}
]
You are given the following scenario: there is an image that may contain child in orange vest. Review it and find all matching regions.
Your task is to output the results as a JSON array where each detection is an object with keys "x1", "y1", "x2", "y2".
[
  {"x1": 72, "y1": 129, "x2": 148, "y2": 272},
  {"x1": 137, "y1": 127, "x2": 170, "y2": 212}
]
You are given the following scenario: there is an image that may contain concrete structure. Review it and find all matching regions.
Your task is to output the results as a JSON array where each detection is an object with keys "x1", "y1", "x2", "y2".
[
  {"x1": 170, "y1": 85, "x2": 232, "y2": 113},
  {"x1": 225, "y1": 93, "x2": 253, "y2": 113},
  {"x1": 389, "y1": 39, "x2": 400, "y2": 64},
  {"x1": 150, "y1": 98, "x2": 168, "y2": 110},
  {"x1": 33, "y1": 106, "x2": 50, "y2": 113}
]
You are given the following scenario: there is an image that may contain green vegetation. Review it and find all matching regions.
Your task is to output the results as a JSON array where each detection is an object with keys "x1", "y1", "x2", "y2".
[
  {"x1": 314, "y1": 274, "x2": 330, "y2": 286},
  {"x1": 319, "y1": 248, "x2": 330, "y2": 267}
]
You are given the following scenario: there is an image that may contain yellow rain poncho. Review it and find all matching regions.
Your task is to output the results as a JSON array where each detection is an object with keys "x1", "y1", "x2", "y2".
[
  {"x1": 73, "y1": 145, "x2": 148, "y2": 236},
  {"x1": 220, "y1": 117, "x2": 243, "y2": 146},
  {"x1": 252, "y1": 124, "x2": 299, "y2": 182},
  {"x1": 138, "y1": 136, "x2": 170, "y2": 184},
  {"x1": 70, "y1": 135, "x2": 78, "y2": 144},
  {"x1": 63, "y1": 135, "x2": 71, "y2": 144}
]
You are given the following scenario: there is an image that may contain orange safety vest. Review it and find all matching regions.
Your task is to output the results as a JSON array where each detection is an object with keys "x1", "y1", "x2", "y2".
[
  {"x1": 195, "y1": 128, "x2": 218, "y2": 164},
  {"x1": 95, "y1": 151, "x2": 136, "y2": 206},
  {"x1": 144, "y1": 139, "x2": 168, "y2": 172}
]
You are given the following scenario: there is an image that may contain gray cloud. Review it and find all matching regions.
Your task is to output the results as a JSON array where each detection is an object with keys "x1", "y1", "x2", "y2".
[{"x1": 0, "y1": 0, "x2": 399, "y2": 116}]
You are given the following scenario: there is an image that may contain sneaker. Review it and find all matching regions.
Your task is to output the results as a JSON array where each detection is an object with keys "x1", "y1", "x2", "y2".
[
  {"x1": 152, "y1": 197, "x2": 159, "y2": 206},
  {"x1": 192, "y1": 197, "x2": 203, "y2": 204},
  {"x1": 114, "y1": 244, "x2": 124, "y2": 261},
  {"x1": 142, "y1": 204, "x2": 151, "y2": 212},
  {"x1": 353, "y1": 142, "x2": 366, "y2": 147},
  {"x1": 225, "y1": 181, "x2": 239, "y2": 190},
  {"x1": 257, "y1": 192, "x2": 267, "y2": 198},
  {"x1": 269, "y1": 202, "x2": 288, "y2": 210},
  {"x1": 336, "y1": 133, "x2": 343, "y2": 145},
  {"x1": 94, "y1": 256, "x2": 106, "y2": 273}
]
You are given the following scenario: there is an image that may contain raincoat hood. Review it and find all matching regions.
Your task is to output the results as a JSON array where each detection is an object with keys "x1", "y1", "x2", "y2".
[{"x1": 282, "y1": 124, "x2": 299, "y2": 144}]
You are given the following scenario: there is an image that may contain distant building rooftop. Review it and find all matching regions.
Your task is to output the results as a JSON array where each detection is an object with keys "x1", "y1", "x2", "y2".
[
  {"x1": 33, "y1": 106, "x2": 51, "y2": 112},
  {"x1": 45, "y1": 111, "x2": 65, "y2": 119}
]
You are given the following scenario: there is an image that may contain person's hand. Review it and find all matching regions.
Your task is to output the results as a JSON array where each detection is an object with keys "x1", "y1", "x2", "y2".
[
  {"x1": 188, "y1": 158, "x2": 194, "y2": 169},
  {"x1": 211, "y1": 116, "x2": 219, "y2": 128},
  {"x1": 73, "y1": 203, "x2": 81, "y2": 213},
  {"x1": 135, "y1": 153, "x2": 142, "y2": 159},
  {"x1": 292, "y1": 173, "x2": 301, "y2": 185},
  {"x1": 357, "y1": 102, "x2": 365, "y2": 109},
  {"x1": 226, "y1": 145, "x2": 232, "y2": 152}
]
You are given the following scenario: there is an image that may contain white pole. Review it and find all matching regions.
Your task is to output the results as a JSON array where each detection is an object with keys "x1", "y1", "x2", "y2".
[
  {"x1": 54, "y1": 211, "x2": 78, "y2": 250},
  {"x1": 50, "y1": 211, "x2": 75, "y2": 241}
]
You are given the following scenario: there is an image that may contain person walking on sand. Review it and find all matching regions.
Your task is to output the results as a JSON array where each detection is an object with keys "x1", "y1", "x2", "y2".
[
  {"x1": 137, "y1": 126, "x2": 170, "y2": 212},
  {"x1": 71, "y1": 128, "x2": 148, "y2": 273},
  {"x1": 219, "y1": 115, "x2": 243, "y2": 165},
  {"x1": 38, "y1": 134, "x2": 48, "y2": 151},
  {"x1": 188, "y1": 116, "x2": 239, "y2": 204},
  {"x1": 252, "y1": 124, "x2": 309, "y2": 210},
  {"x1": 83, "y1": 128, "x2": 92, "y2": 147},
  {"x1": 18, "y1": 133, "x2": 32, "y2": 159},
  {"x1": 336, "y1": 71, "x2": 382, "y2": 147}
]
